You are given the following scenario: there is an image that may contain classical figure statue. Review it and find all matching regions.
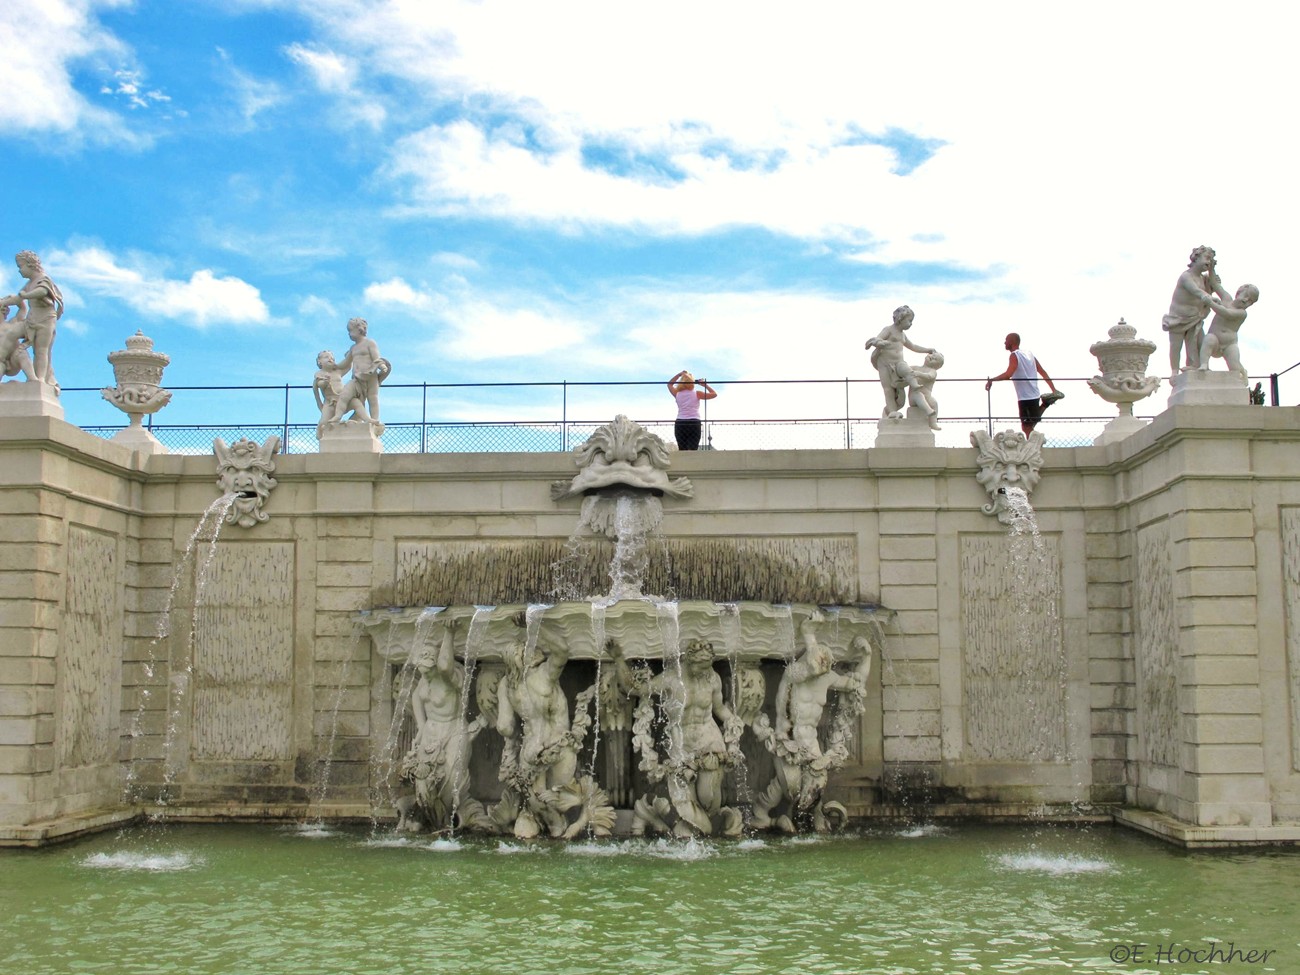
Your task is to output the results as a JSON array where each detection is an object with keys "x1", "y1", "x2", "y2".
[
  {"x1": 0, "y1": 251, "x2": 63, "y2": 388},
  {"x1": 613, "y1": 638, "x2": 744, "y2": 836},
  {"x1": 1162, "y1": 246, "x2": 1215, "y2": 377},
  {"x1": 753, "y1": 622, "x2": 873, "y2": 831},
  {"x1": 328, "y1": 318, "x2": 390, "y2": 433},
  {"x1": 399, "y1": 619, "x2": 485, "y2": 832},
  {"x1": 1198, "y1": 276, "x2": 1259, "y2": 379},
  {"x1": 493, "y1": 613, "x2": 592, "y2": 838},
  {"x1": 864, "y1": 305, "x2": 938, "y2": 421}
]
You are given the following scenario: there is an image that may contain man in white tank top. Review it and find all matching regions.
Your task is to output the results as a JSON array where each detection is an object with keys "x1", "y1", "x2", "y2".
[{"x1": 984, "y1": 333, "x2": 1063, "y2": 436}]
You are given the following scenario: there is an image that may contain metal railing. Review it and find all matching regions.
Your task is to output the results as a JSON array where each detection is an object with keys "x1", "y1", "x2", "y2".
[{"x1": 65, "y1": 369, "x2": 1293, "y2": 456}]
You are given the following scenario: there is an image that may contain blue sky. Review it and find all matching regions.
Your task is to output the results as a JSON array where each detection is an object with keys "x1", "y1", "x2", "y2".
[{"x1": 3, "y1": 0, "x2": 1296, "y2": 433}]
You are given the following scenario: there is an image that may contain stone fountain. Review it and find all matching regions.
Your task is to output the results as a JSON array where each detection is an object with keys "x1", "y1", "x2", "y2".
[{"x1": 362, "y1": 416, "x2": 887, "y2": 838}]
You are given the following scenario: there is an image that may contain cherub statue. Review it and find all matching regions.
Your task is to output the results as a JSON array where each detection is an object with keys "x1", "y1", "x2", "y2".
[
  {"x1": 864, "y1": 305, "x2": 937, "y2": 421},
  {"x1": 1162, "y1": 245, "x2": 1215, "y2": 377},
  {"x1": 909, "y1": 350, "x2": 944, "y2": 430},
  {"x1": 0, "y1": 251, "x2": 62, "y2": 388},
  {"x1": 328, "y1": 318, "x2": 390, "y2": 433},
  {"x1": 1198, "y1": 274, "x2": 1259, "y2": 379},
  {"x1": 0, "y1": 303, "x2": 35, "y2": 382},
  {"x1": 312, "y1": 350, "x2": 370, "y2": 438}
]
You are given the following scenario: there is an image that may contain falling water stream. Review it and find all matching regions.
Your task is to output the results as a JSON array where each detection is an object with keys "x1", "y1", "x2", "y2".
[{"x1": 123, "y1": 493, "x2": 238, "y2": 818}]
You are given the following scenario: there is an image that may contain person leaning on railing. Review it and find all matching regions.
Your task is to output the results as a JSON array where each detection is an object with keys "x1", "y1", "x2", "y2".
[{"x1": 667, "y1": 369, "x2": 717, "y2": 450}]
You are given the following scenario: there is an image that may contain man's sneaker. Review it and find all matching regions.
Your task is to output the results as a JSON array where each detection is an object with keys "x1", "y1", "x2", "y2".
[{"x1": 1041, "y1": 390, "x2": 1065, "y2": 406}]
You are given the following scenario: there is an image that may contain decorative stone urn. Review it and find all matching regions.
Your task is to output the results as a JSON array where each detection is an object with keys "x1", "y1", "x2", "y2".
[
  {"x1": 101, "y1": 330, "x2": 172, "y2": 454},
  {"x1": 1087, "y1": 319, "x2": 1160, "y2": 445}
]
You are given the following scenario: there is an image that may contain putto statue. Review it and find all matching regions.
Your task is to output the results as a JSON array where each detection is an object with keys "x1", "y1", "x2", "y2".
[
  {"x1": 0, "y1": 250, "x2": 63, "y2": 389},
  {"x1": 0, "y1": 304, "x2": 35, "y2": 383},
  {"x1": 1199, "y1": 278, "x2": 1259, "y2": 379},
  {"x1": 864, "y1": 305, "x2": 942, "y2": 425},
  {"x1": 1162, "y1": 245, "x2": 1216, "y2": 377},
  {"x1": 316, "y1": 318, "x2": 391, "y2": 437}
]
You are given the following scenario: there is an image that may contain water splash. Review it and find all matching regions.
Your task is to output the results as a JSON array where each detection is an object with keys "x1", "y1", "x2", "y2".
[
  {"x1": 995, "y1": 852, "x2": 1113, "y2": 875},
  {"x1": 81, "y1": 851, "x2": 203, "y2": 872}
]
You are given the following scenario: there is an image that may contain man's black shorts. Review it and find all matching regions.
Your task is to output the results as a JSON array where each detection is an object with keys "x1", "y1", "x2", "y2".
[{"x1": 1018, "y1": 397, "x2": 1043, "y2": 429}]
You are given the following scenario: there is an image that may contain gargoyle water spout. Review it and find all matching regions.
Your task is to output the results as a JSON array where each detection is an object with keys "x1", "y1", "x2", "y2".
[
  {"x1": 214, "y1": 436, "x2": 280, "y2": 528},
  {"x1": 971, "y1": 429, "x2": 1044, "y2": 524}
]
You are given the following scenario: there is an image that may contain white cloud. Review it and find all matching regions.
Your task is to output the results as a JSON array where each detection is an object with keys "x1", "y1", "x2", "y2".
[
  {"x1": 48, "y1": 246, "x2": 270, "y2": 328},
  {"x1": 283, "y1": 41, "x2": 384, "y2": 128},
  {"x1": 100, "y1": 69, "x2": 170, "y2": 110},
  {"x1": 363, "y1": 277, "x2": 441, "y2": 312},
  {"x1": 299, "y1": 294, "x2": 338, "y2": 321},
  {"x1": 0, "y1": 0, "x2": 139, "y2": 142},
  {"x1": 284, "y1": 43, "x2": 355, "y2": 92},
  {"x1": 269, "y1": 2, "x2": 1291, "y2": 362}
]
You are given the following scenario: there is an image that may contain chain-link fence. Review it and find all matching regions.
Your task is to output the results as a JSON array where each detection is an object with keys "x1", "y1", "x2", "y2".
[
  {"x1": 70, "y1": 370, "x2": 1290, "y2": 455},
  {"x1": 81, "y1": 415, "x2": 1119, "y2": 454}
]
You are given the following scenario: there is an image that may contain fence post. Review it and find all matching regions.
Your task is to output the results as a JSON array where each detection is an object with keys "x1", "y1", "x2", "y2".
[
  {"x1": 283, "y1": 384, "x2": 290, "y2": 454},
  {"x1": 562, "y1": 380, "x2": 568, "y2": 452},
  {"x1": 1271, "y1": 373, "x2": 1280, "y2": 406},
  {"x1": 421, "y1": 382, "x2": 428, "y2": 453},
  {"x1": 844, "y1": 377, "x2": 851, "y2": 449},
  {"x1": 986, "y1": 382, "x2": 994, "y2": 436}
]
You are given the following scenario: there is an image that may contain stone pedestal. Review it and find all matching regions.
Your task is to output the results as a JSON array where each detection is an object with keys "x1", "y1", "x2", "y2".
[
  {"x1": 0, "y1": 381, "x2": 63, "y2": 421},
  {"x1": 873, "y1": 412, "x2": 936, "y2": 449},
  {"x1": 319, "y1": 420, "x2": 384, "y2": 453},
  {"x1": 1093, "y1": 413, "x2": 1148, "y2": 446},
  {"x1": 110, "y1": 424, "x2": 167, "y2": 455},
  {"x1": 1168, "y1": 369, "x2": 1249, "y2": 407}
]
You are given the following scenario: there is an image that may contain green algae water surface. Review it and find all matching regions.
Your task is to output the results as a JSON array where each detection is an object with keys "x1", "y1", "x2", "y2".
[{"x1": 2, "y1": 823, "x2": 1295, "y2": 975}]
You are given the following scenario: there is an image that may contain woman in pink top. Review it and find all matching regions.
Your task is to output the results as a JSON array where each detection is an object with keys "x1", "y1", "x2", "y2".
[{"x1": 667, "y1": 369, "x2": 717, "y2": 450}]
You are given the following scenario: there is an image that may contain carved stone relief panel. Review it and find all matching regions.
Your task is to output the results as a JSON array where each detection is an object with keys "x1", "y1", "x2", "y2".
[
  {"x1": 1135, "y1": 522, "x2": 1180, "y2": 768},
  {"x1": 1282, "y1": 509, "x2": 1300, "y2": 772},
  {"x1": 58, "y1": 526, "x2": 123, "y2": 768},
  {"x1": 960, "y1": 534, "x2": 1067, "y2": 761},
  {"x1": 191, "y1": 542, "x2": 295, "y2": 761}
]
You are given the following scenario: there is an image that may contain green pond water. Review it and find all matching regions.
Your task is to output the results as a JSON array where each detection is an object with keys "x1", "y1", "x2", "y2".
[{"x1": 1, "y1": 823, "x2": 1294, "y2": 975}]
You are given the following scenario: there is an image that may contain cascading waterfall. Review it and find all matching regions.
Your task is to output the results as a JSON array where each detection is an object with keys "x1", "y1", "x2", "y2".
[
  {"x1": 124, "y1": 493, "x2": 238, "y2": 819},
  {"x1": 448, "y1": 606, "x2": 493, "y2": 833},
  {"x1": 1001, "y1": 486, "x2": 1069, "y2": 763}
]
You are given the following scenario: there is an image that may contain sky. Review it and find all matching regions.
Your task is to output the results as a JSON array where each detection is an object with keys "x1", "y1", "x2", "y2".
[{"x1": 3, "y1": 0, "x2": 1296, "y2": 437}]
